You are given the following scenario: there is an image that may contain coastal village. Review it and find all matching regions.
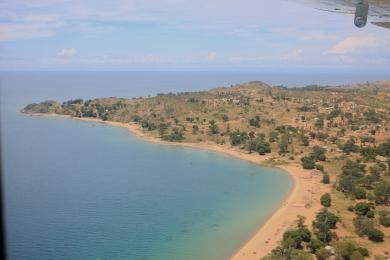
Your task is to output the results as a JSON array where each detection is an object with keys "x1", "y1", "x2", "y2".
[{"x1": 24, "y1": 80, "x2": 390, "y2": 260}]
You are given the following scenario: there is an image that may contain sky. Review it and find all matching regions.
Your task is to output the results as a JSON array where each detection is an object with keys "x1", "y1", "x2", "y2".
[{"x1": 0, "y1": 0, "x2": 390, "y2": 72}]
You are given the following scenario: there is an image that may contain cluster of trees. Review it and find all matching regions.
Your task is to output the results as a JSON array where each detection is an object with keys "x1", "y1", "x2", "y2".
[
  {"x1": 161, "y1": 127, "x2": 185, "y2": 142},
  {"x1": 141, "y1": 120, "x2": 157, "y2": 131},
  {"x1": 338, "y1": 159, "x2": 390, "y2": 206},
  {"x1": 267, "y1": 194, "x2": 375, "y2": 260},
  {"x1": 337, "y1": 159, "x2": 389, "y2": 242},
  {"x1": 247, "y1": 133, "x2": 271, "y2": 155},
  {"x1": 312, "y1": 208, "x2": 339, "y2": 243},
  {"x1": 229, "y1": 131, "x2": 271, "y2": 155},
  {"x1": 350, "y1": 202, "x2": 385, "y2": 242},
  {"x1": 340, "y1": 138, "x2": 390, "y2": 162},
  {"x1": 266, "y1": 203, "x2": 344, "y2": 260},
  {"x1": 301, "y1": 146, "x2": 327, "y2": 170}
]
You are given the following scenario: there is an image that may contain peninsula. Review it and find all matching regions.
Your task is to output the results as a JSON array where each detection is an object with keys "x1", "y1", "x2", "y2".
[{"x1": 23, "y1": 80, "x2": 390, "y2": 259}]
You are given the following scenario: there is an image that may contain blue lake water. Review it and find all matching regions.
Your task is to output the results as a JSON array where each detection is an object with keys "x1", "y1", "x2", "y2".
[{"x1": 0, "y1": 72, "x2": 295, "y2": 260}]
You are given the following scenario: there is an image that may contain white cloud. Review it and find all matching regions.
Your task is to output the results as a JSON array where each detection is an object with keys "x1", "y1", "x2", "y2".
[
  {"x1": 0, "y1": 23, "x2": 56, "y2": 41},
  {"x1": 70, "y1": 55, "x2": 166, "y2": 65},
  {"x1": 0, "y1": 0, "x2": 349, "y2": 41},
  {"x1": 57, "y1": 48, "x2": 77, "y2": 57},
  {"x1": 302, "y1": 32, "x2": 334, "y2": 41},
  {"x1": 269, "y1": 27, "x2": 336, "y2": 41},
  {"x1": 324, "y1": 36, "x2": 377, "y2": 55},
  {"x1": 206, "y1": 52, "x2": 217, "y2": 61},
  {"x1": 281, "y1": 49, "x2": 303, "y2": 60}
]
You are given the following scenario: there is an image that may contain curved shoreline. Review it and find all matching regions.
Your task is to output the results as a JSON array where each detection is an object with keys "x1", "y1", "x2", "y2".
[{"x1": 25, "y1": 113, "x2": 329, "y2": 259}]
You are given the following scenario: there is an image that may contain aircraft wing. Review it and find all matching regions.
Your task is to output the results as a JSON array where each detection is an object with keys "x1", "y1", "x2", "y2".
[{"x1": 295, "y1": 0, "x2": 390, "y2": 28}]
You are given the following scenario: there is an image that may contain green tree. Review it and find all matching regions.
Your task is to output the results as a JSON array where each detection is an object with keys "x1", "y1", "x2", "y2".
[{"x1": 313, "y1": 208, "x2": 339, "y2": 242}]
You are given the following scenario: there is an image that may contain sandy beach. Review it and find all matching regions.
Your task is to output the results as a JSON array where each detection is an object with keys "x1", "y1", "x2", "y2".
[{"x1": 28, "y1": 113, "x2": 330, "y2": 259}]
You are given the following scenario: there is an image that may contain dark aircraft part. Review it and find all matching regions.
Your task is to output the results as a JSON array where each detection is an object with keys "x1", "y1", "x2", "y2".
[{"x1": 354, "y1": 1, "x2": 369, "y2": 27}]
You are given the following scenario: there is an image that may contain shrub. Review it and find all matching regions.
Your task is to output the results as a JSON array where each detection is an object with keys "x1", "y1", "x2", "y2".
[
  {"x1": 350, "y1": 251, "x2": 364, "y2": 260},
  {"x1": 311, "y1": 146, "x2": 326, "y2": 161},
  {"x1": 131, "y1": 114, "x2": 142, "y2": 122},
  {"x1": 379, "y1": 211, "x2": 390, "y2": 227},
  {"x1": 316, "y1": 247, "x2": 331, "y2": 260},
  {"x1": 315, "y1": 116, "x2": 324, "y2": 129},
  {"x1": 354, "y1": 202, "x2": 373, "y2": 216},
  {"x1": 342, "y1": 160, "x2": 366, "y2": 178},
  {"x1": 366, "y1": 211, "x2": 375, "y2": 218},
  {"x1": 309, "y1": 238, "x2": 324, "y2": 253},
  {"x1": 374, "y1": 181, "x2": 390, "y2": 205},
  {"x1": 353, "y1": 187, "x2": 367, "y2": 200},
  {"x1": 377, "y1": 139, "x2": 390, "y2": 156},
  {"x1": 353, "y1": 216, "x2": 374, "y2": 236},
  {"x1": 322, "y1": 174, "x2": 330, "y2": 184},
  {"x1": 249, "y1": 116, "x2": 261, "y2": 128},
  {"x1": 334, "y1": 240, "x2": 368, "y2": 260},
  {"x1": 229, "y1": 130, "x2": 248, "y2": 146},
  {"x1": 335, "y1": 240, "x2": 367, "y2": 260},
  {"x1": 340, "y1": 138, "x2": 359, "y2": 154},
  {"x1": 282, "y1": 228, "x2": 311, "y2": 249},
  {"x1": 320, "y1": 193, "x2": 332, "y2": 207},
  {"x1": 161, "y1": 127, "x2": 185, "y2": 142},
  {"x1": 208, "y1": 120, "x2": 219, "y2": 135},
  {"x1": 316, "y1": 164, "x2": 324, "y2": 172},
  {"x1": 301, "y1": 156, "x2": 315, "y2": 169},
  {"x1": 339, "y1": 175, "x2": 358, "y2": 194},
  {"x1": 301, "y1": 136, "x2": 309, "y2": 146},
  {"x1": 367, "y1": 228, "x2": 384, "y2": 242}
]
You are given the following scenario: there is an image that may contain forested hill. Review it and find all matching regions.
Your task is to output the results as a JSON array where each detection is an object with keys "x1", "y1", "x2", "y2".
[{"x1": 23, "y1": 80, "x2": 390, "y2": 145}]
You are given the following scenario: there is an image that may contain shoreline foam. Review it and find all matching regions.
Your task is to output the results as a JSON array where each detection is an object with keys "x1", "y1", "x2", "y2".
[{"x1": 26, "y1": 112, "x2": 329, "y2": 259}]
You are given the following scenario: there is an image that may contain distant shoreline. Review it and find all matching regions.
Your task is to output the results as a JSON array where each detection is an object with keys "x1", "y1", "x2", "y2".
[{"x1": 24, "y1": 112, "x2": 329, "y2": 259}]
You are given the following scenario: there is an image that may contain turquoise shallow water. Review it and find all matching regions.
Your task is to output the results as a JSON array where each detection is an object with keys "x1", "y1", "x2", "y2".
[{"x1": 1, "y1": 72, "x2": 292, "y2": 260}]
